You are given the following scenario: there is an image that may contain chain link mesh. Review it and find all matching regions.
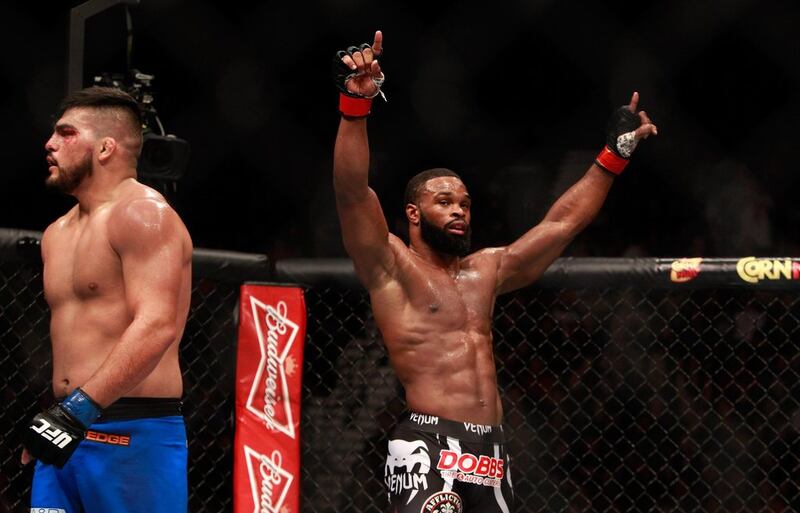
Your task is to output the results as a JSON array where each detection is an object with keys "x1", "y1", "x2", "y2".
[
  {"x1": 300, "y1": 287, "x2": 799, "y2": 513},
  {"x1": 2, "y1": 257, "x2": 799, "y2": 512},
  {"x1": 0, "y1": 259, "x2": 240, "y2": 513}
]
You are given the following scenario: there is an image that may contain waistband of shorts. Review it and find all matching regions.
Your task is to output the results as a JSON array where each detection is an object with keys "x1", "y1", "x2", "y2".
[
  {"x1": 396, "y1": 411, "x2": 506, "y2": 443},
  {"x1": 98, "y1": 397, "x2": 183, "y2": 421}
]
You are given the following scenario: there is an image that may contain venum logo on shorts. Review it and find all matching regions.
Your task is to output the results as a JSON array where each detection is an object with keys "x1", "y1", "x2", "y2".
[
  {"x1": 420, "y1": 491, "x2": 463, "y2": 513},
  {"x1": 410, "y1": 413, "x2": 439, "y2": 426},
  {"x1": 245, "y1": 298, "x2": 301, "y2": 439},
  {"x1": 30, "y1": 419, "x2": 73, "y2": 449},
  {"x1": 30, "y1": 508, "x2": 67, "y2": 513},
  {"x1": 436, "y1": 450, "x2": 504, "y2": 487},
  {"x1": 462, "y1": 422, "x2": 492, "y2": 434},
  {"x1": 385, "y1": 439, "x2": 431, "y2": 504}
]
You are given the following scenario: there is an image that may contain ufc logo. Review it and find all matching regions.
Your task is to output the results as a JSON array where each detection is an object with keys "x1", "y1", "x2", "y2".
[{"x1": 30, "y1": 419, "x2": 74, "y2": 449}]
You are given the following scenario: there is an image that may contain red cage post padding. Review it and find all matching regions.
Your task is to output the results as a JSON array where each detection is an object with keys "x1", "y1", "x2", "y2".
[{"x1": 234, "y1": 284, "x2": 306, "y2": 513}]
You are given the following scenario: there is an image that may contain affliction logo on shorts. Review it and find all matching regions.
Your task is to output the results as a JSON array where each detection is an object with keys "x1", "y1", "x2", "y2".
[
  {"x1": 420, "y1": 491, "x2": 463, "y2": 513},
  {"x1": 85, "y1": 430, "x2": 131, "y2": 446}
]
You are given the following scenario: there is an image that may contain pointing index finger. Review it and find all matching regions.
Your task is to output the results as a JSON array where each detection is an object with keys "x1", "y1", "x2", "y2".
[
  {"x1": 372, "y1": 30, "x2": 383, "y2": 56},
  {"x1": 628, "y1": 91, "x2": 639, "y2": 113}
]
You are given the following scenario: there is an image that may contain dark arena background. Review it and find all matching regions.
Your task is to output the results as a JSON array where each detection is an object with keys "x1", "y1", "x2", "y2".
[{"x1": 1, "y1": 1, "x2": 799, "y2": 512}]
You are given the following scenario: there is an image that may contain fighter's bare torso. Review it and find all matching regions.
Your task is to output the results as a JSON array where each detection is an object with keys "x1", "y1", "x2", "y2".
[
  {"x1": 369, "y1": 237, "x2": 505, "y2": 425},
  {"x1": 333, "y1": 32, "x2": 656, "y2": 432},
  {"x1": 42, "y1": 179, "x2": 192, "y2": 399}
]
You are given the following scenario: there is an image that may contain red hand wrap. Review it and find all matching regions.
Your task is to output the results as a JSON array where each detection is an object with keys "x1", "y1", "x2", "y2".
[
  {"x1": 339, "y1": 93, "x2": 373, "y2": 118},
  {"x1": 594, "y1": 146, "x2": 629, "y2": 175}
]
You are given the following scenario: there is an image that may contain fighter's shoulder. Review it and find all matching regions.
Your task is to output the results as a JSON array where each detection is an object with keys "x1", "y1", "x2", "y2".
[
  {"x1": 463, "y1": 247, "x2": 505, "y2": 268},
  {"x1": 42, "y1": 207, "x2": 79, "y2": 245},
  {"x1": 111, "y1": 181, "x2": 176, "y2": 222},
  {"x1": 107, "y1": 183, "x2": 186, "y2": 247}
]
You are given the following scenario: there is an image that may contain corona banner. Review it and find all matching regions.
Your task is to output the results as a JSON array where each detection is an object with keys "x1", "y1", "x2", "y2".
[{"x1": 234, "y1": 284, "x2": 306, "y2": 513}]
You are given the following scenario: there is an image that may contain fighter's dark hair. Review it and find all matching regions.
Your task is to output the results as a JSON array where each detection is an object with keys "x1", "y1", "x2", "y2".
[
  {"x1": 404, "y1": 168, "x2": 463, "y2": 206},
  {"x1": 57, "y1": 86, "x2": 143, "y2": 129}
]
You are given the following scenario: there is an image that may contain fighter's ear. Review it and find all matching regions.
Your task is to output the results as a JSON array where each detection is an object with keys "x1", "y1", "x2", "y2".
[
  {"x1": 406, "y1": 203, "x2": 420, "y2": 225},
  {"x1": 97, "y1": 137, "x2": 117, "y2": 163}
]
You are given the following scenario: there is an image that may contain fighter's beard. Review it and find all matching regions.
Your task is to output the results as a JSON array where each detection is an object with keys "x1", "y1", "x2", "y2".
[
  {"x1": 46, "y1": 154, "x2": 92, "y2": 193},
  {"x1": 419, "y1": 212, "x2": 471, "y2": 257}
]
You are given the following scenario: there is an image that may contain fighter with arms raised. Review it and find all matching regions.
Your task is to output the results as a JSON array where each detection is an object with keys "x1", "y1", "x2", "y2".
[{"x1": 332, "y1": 31, "x2": 657, "y2": 512}]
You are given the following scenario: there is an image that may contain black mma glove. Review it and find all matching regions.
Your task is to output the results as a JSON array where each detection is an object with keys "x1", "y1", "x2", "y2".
[
  {"x1": 594, "y1": 105, "x2": 642, "y2": 175},
  {"x1": 23, "y1": 387, "x2": 102, "y2": 468},
  {"x1": 332, "y1": 43, "x2": 385, "y2": 118}
]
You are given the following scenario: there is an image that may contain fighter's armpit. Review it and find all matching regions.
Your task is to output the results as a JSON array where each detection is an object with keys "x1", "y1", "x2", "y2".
[{"x1": 355, "y1": 233, "x2": 404, "y2": 290}]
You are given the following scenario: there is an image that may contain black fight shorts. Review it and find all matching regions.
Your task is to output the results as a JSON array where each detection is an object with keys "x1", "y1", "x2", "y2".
[{"x1": 384, "y1": 412, "x2": 514, "y2": 513}]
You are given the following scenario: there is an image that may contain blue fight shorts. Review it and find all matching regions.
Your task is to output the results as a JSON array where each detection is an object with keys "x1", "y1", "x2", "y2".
[{"x1": 30, "y1": 398, "x2": 187, "y2": 513}]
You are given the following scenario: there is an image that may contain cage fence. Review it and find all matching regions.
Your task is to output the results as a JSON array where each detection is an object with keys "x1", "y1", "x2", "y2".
[{"x1": 1, "y1": 230, "x2": 798, "y2": 512}]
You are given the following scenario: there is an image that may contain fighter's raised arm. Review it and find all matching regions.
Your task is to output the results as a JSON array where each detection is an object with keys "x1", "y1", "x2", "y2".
[
  {"x1": 494, "y1": 92, "x2": 658, "y2": 294},
  {"x1": 332, "y1": 31, "x2": 394, "y2": 288}
]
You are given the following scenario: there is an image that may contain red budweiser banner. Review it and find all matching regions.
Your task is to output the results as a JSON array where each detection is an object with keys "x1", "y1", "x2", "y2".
[{"x1": 234, "y1": 284, "x2": 306, "y2": 513}]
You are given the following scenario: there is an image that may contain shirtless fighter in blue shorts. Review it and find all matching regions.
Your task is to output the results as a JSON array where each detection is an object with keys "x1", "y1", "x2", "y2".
[
  {"x1": 332, "y1": 31, "x2": 657, "y2": 513},
  {"x1": 21, "y1": 87, "x2": 193, "y2": 513}
]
